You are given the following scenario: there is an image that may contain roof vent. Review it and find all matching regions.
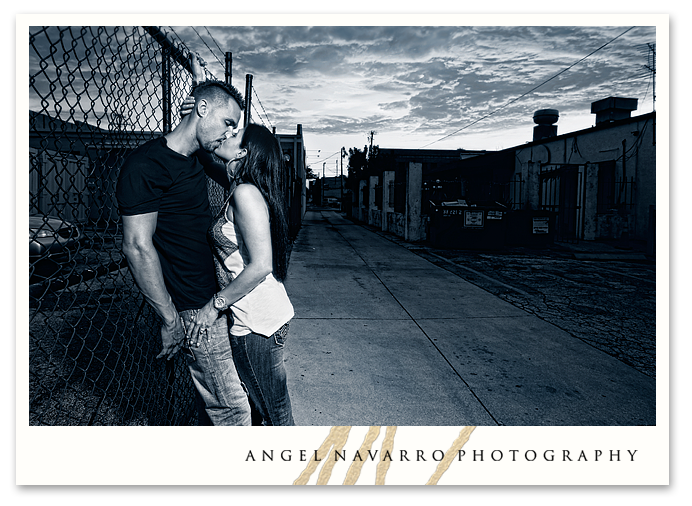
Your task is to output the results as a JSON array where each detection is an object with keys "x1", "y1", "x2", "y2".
[
  {"x1": 533, "y1": 109, "x2": 559, "y2": 142},
  {"x1": 591, "y1": 97, "x2": 638, "y2": 125}
]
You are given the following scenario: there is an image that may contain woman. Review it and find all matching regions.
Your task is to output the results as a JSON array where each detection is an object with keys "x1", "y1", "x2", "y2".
[{"x1": 184, "y1": 56, "x2": 295, "y2": 426}]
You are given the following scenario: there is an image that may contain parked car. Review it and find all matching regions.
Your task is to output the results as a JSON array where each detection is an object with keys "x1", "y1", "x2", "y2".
[{"x1": 30, "y1": 214, "x2": 83, "y2": 280}]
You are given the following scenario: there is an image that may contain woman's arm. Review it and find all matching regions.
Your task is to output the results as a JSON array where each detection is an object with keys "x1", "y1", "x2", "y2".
[
  {"x1": 219, "y1": 183, "x2": 274, "y2": 300},
  {"x1": 195, "y1": 150, "x2": 230, "y2": 192},
  {"x1": 187, "y1": 184, "x2": 273, "y2": 345}
]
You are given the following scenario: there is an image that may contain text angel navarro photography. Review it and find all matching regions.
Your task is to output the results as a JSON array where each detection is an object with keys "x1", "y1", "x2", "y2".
[{"x1": 245, "y1": 448, "x2": 640, "y2": 463}]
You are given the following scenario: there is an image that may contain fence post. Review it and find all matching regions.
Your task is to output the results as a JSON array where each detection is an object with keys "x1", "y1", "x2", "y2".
[
  {"x1": 244, "y1": 74, "x2": 253, "y2": 127},
  {"x1": 225, "y1": 52, "x2": 232, "y2": 86}
]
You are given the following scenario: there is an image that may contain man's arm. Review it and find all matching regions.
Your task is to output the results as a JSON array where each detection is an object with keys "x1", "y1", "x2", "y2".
[{"x1": 121, "y1": 212, "x2": 184, "y2": 360}]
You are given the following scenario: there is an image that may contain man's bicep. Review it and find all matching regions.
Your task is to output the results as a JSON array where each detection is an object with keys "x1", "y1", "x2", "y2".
[{"x1": 122, "y1": 212, "x2": 158, "y2": 246}]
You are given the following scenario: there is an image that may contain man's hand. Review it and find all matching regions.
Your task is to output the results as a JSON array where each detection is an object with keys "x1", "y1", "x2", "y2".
[
  {"x1": 188, "y1": 300, "x2": 219, "y2": 348},
  {"x1": 122, "y1": 213, "x2": 183, "y2": 360},
  {"x1": 190, "y1": 52, "x2": 206, "y2": 82},
  {"x1": 179, "y1": 96, "x2": 196, "y2": 117},
  {"x1": 156, "y1": 314, "x2": 185, "y2": 360}
]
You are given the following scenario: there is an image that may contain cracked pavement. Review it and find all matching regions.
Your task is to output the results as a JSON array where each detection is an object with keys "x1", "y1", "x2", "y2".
[{"x1": 402, "y1": 242, "x2": 656, "y2": 379}]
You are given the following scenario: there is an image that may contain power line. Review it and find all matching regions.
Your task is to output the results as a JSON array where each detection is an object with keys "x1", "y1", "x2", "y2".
[
  {"x1": 318, "y1": 150, "x2": 342, "y2": 164},
  {"x1": 641, "y1": 70, "x2": 653, "y2": 105},
  {"x1": 420, "y1": 26, "x2": 636, "y2": 149}
]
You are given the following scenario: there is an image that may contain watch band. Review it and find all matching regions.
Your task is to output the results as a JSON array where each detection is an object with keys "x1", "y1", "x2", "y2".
[{"x1": 213, "y1": 293, "x2": 228, "y2": 311}]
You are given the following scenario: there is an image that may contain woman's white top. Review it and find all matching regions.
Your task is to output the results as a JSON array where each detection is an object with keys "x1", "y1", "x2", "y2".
[{"x1": 209, "y1": 199, "x2": 294, "y2": 337}]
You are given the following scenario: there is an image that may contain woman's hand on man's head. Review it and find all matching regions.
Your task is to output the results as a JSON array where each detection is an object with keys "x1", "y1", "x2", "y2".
[{"x1": 179, "y1": 96, "x2": 196, "y2": 117}]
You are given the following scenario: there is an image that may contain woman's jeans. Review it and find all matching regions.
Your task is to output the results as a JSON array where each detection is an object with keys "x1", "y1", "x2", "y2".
[
  {"x1": 180, "y1": 309, "x2": 251, "y2": 426},
  {"x1": 230, "y1": 322, "x2": 295, "y2": 426}
]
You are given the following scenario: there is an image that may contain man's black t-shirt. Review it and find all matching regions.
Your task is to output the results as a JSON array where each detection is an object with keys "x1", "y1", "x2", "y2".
[{"x1": 116, "y1": 136, "x2": 217, "y2": 311}]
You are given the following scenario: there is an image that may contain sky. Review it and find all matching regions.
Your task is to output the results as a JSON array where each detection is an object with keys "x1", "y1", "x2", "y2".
[
  {"x1": 161, "y1": 21, "x2": 659, "y2": 177},
  {"x1": 26, "y1": 19, "x2": 659, "y2": 179}
]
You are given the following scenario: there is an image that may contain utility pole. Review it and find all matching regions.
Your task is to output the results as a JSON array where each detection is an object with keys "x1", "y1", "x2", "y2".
[
  {"x1": 639, "y1": 42, "x2": 656, "y2": 112},
  {"x1": 648, "y1": 43, "x2": 656, "y2": 112},
  {"x1": 340, "y1": 147, "x2": 346, "y2": 212},
  {"x1": 322, "y1": 162, "x2": 326, "y2": 206},
  {"x1": 368, "y1": 131, "x2": 376, "y2": 157},
  {"x1": 335, "y1": 160, "x2": 339, "y2": 208}
]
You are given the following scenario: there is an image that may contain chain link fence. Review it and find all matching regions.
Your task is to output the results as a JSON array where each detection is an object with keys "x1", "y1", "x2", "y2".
[{"x1": 28, "y1": 26, "x2": 228, "y2": 425}]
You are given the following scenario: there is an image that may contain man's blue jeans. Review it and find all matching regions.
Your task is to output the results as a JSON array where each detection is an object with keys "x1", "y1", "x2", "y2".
[
  {"x1": 230, "y1": 322, "x2": 295, "y2": 426},
  {"x1": 180, "y1": 309, "x2": 251, "y2": 426}
]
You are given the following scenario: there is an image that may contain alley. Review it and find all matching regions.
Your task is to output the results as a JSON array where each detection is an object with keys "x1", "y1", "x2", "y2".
[{"x1": 283, "y1": 210, "x2": 656, "y2": 426}]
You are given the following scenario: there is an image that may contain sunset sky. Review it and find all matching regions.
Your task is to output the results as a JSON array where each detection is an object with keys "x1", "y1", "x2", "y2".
[
  {"x1": 164, "y1": 19, "x2": 658, "y2": 177},
  {"x1": 24, "y1": 16, "x2": 661, "y2": 179}
]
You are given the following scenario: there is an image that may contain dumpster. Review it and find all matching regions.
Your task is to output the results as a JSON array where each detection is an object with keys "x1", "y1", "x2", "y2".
[
  {"x1": 505, "y1": 210, "x2": 556, "y2": 247},
  {"x1": 427, "y1": 200, "x2": 507, "y2": 250}
]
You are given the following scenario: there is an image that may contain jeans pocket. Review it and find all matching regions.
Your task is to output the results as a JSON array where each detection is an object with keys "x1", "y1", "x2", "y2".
[{"x1": 273, "y1": 322, "x2": 290, "y2": 347}]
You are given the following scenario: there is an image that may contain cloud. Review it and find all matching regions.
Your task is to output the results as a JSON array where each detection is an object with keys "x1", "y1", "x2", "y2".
[{"x1": 27, "y1": 24, "x2": 657, "y2": 152}]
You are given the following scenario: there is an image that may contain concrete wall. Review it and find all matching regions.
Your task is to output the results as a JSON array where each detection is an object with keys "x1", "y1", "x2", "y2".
[
  {"x1": 405, "y1": 162, "x2": 423, "y2": 241},
  {"x1": 358, "y1": 179, "x2": 368, "y2": 222},
  {"x1": 352, "y1": 162, "x2": 425, "y2": 242},
  {"x1": 382, "y1": 170, "x2": 395, "y2": 233},
  {"x1": 387, "y1": 212, "x2": 406, "y2": 237},
  {"x1": 370, "y1": 210, "x2": 382, "y2": 228},
  {"x1": 513, "y1": 113, "x2": 655, "y2": 242},
  {"x1": 368, "y1": 175, "x2": 379, "y2": 226}
]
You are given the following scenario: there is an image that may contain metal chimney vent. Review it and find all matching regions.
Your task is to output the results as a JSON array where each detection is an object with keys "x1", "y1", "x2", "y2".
[
  {"x1": 533, "y1": 109, "x2": 559, "y2": 142},
  {"x1": 591, "y1": 97, "x2": 638, "y2": 125}
]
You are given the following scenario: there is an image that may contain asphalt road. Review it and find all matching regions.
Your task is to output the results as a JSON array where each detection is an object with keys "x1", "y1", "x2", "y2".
[{"x1": 385, "y1": 232, "x2": 656, "y2": 379}]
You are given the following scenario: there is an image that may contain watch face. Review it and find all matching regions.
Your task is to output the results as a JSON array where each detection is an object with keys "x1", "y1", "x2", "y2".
[{"x1": 214, "y1": 295, "x2": 226, "y2": 309}]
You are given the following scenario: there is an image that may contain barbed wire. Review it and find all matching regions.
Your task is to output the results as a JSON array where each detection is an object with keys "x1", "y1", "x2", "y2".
[
  {"x1": 250, "y1": 102, "x2": 269, "y2": 129},
  {"x1": 204, "y1": 27, "x2": 226, "y2": 59},
  {"x1": 166, "y1": 26, "x2": 190, "y2": 53},
  {"x1": 252, "y1": 88, "x2": 274, "y2": 131},
  {"x1": 189, "y1": 26, "x2": 225, "y2": 69}
]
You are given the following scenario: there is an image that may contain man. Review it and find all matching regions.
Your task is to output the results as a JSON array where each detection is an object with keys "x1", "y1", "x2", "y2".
[{"x1": 116, "y1": 80, "x2": 251, "y2": 426}]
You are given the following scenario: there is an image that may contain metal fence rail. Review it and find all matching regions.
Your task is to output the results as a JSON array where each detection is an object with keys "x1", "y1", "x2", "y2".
[{"x1": 28, "y1": 26, "x2": 219, "y2": 425}]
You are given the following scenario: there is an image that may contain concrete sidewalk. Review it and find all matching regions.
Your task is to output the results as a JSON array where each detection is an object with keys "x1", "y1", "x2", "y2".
[{"x1": 283, "y1": 210, "x2": 655, "y2": 426}]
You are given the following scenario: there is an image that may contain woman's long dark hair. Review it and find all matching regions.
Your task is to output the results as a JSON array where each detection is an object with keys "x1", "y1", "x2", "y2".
[{"x1": 233, "y1": 124, "x2": 291, "y2": 282}]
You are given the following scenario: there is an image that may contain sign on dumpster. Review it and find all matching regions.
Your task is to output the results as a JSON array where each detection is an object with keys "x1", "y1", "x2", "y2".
[
  {"x1": 533, "y1": 216, "x2": 549, "y2": 234},
  {"x1": 487, "y1": 210, "x2": 503, "y2": 220},
  {"x1": 464, "y1": 210, "x2": 484, "y2": 227}
]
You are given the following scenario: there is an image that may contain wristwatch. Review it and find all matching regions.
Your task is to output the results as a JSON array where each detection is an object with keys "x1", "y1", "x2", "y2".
[{"x1": 212, "y1": 293, "x2": 228, "y2": 311}]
